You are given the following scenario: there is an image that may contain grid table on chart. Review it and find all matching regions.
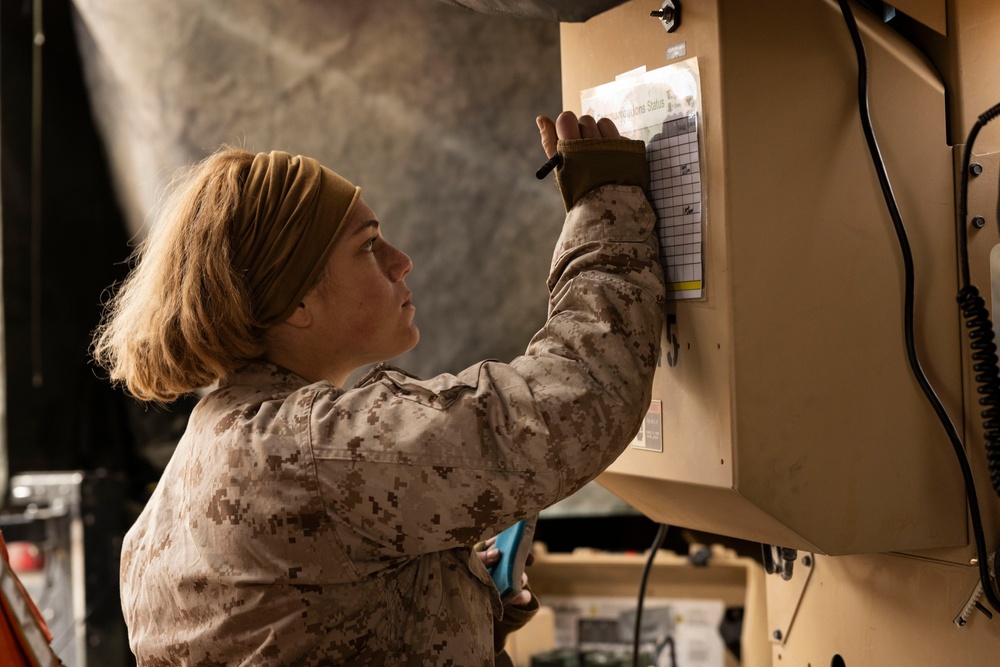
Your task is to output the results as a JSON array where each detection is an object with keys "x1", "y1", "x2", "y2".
[{"x1": 646, "y1": 115, "x2": 703, "y2": 295}]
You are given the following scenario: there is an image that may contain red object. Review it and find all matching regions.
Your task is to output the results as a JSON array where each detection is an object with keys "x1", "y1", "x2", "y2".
[
  {"x1": 0, "y1": 531, "x2": 61, "y2": 666},
  {"x1": 5, "y1": 543, "x2": 44, "y2": 573}
]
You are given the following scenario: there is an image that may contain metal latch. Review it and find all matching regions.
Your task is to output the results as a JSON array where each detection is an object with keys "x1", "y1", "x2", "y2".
[{"x1": 651, "y1": 0, "x2": 681, "y2": 33}]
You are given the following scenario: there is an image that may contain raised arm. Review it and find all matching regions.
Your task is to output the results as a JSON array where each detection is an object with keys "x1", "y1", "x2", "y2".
[{"x1": 309, "y1": 114, "x2": 665, "y2": 566}]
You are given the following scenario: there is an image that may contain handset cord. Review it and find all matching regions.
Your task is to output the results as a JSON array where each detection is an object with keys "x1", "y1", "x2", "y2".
[
  {"x1": 956, "y1": 108, "x2": 1000, "y2": 494},
  {"x1": 838, "y1": 0, "x2": 1000, "y2": 612}
]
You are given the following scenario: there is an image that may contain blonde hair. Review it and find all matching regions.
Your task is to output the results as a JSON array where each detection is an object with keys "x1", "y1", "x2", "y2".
[{"x1": 92, "y1": 147, "x2": 263, "y2": 402}]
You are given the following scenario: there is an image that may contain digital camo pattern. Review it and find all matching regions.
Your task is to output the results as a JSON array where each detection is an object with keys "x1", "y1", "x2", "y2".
[{"x1": 119, "y1": 184, "x2": 665, "y2": 666}]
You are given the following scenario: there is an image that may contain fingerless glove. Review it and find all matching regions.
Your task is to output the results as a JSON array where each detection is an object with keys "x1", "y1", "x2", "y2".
[{"x1": 555, "y1": 137, "x2": 649, "y2": 210}]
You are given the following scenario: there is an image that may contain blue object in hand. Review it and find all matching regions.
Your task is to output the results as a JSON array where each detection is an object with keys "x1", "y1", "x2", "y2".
[{"x1": 488, "y1": 516, "x2": 537, "y2": 602}]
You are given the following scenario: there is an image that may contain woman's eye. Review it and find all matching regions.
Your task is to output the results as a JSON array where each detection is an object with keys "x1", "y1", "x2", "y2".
[{"x1": 362, "y1": 237, "x2": 377, "y2": 252}]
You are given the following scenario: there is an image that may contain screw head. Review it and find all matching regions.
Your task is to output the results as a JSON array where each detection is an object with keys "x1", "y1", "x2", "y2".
[
  {"x1": 773, "y1": 629, "x2": 783, "y2": 640},
  {"x1": 971, "y1": 162, "x2": 984, "y2": 176},
  {"x1": 972, "y1": 216, "x2": 987, "y2": 229},
  {"x1": 802, "y1": 555, "x2": 813, "y2": 567}
]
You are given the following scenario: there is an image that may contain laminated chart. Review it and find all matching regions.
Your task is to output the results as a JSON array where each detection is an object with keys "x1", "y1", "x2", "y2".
[{"x1": 581, "y1": 60, "x2": 704, "y2": 300}]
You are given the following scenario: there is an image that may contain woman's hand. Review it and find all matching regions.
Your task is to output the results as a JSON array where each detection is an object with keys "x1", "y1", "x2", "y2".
[
  {"x1": 536, "y1": 111, "x2": 621, "y2": 158},
  {"x1": 506, "y1": 573, "x2": 532, "y2": 607},
  {"x1": 475, "y1": 536, "x2": 534, "y2": 608},
  {"x1": 476, "y1": 536, "x2": 501, "y2": 568}
]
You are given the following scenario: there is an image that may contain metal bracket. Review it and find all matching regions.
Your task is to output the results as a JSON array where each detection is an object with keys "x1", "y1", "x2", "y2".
[
  {"x1": 764, "y1": 549, "x2": 815, "y2": 645},
  {"x1": 651, "y1": 0, "x2": 681, "y2": 33},
  {"x1": 954, "y1": 553, "x2": 996, "y2": 627}
]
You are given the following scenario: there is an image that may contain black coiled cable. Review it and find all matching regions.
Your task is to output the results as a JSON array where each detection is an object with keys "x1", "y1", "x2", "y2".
[
  {"x1": 957, "y1": 285, "x2": 1000, "y2": 495},
  {"x1": 958, "y1": 103, "x2": 1000, "y2": 497}
]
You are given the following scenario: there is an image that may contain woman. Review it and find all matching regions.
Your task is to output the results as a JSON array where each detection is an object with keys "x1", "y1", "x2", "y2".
[{"x1": 93, "y1": 112, "x2": 664, "y2": 666}]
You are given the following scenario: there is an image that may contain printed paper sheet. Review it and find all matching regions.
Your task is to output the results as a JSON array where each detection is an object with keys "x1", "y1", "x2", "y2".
[{"x1": 581, "y1": 60, "x2": 705, "y2": 300}]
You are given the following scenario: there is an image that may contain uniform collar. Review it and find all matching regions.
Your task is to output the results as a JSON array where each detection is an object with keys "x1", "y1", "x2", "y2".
[{"x1": 220, "y1": 360, "x2": 313, "y2": 393}]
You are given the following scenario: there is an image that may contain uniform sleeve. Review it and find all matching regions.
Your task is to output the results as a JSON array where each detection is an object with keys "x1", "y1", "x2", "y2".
[{"x1": 307, "y1": 184, "x2": 665, "y2": 568}]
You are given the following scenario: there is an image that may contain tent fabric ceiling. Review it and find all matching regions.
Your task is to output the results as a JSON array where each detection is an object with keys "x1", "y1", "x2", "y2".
[
  {"x1": 69, "y1": 0, "x2": 567, "y2": 380},
  {"x1": 434, "y1": 0, "x2": 629, "y2": 21}
]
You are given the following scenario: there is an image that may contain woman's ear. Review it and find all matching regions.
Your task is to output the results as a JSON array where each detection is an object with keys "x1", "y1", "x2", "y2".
[{"x1": 283, "y1": 301, "x2": 312, "y2": 329}]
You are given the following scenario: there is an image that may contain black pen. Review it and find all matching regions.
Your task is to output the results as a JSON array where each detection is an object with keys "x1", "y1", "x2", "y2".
[{"x1": 535, "y1": 153, "x2": 563, "y2": 180}]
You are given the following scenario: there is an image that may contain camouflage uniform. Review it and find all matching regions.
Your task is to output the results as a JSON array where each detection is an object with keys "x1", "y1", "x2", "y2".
[{"x1": 120, "y1": 182, "x2": 665, "y2": 666}]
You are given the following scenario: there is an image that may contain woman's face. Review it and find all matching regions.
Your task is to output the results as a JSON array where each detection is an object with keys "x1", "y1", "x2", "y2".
[{"x1": 304, "y1": 196, "x2": 419, "y2": 375}]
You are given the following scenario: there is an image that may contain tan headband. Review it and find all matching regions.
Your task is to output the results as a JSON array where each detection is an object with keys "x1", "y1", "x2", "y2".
[{"x1": 233, "y1": 151, "x2": 360, "y2": 326}]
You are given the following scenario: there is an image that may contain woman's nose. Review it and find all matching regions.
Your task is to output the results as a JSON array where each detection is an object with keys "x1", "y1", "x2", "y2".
[{"x1": 385, "y1": 244, "x2": 413, "y2": 282}]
